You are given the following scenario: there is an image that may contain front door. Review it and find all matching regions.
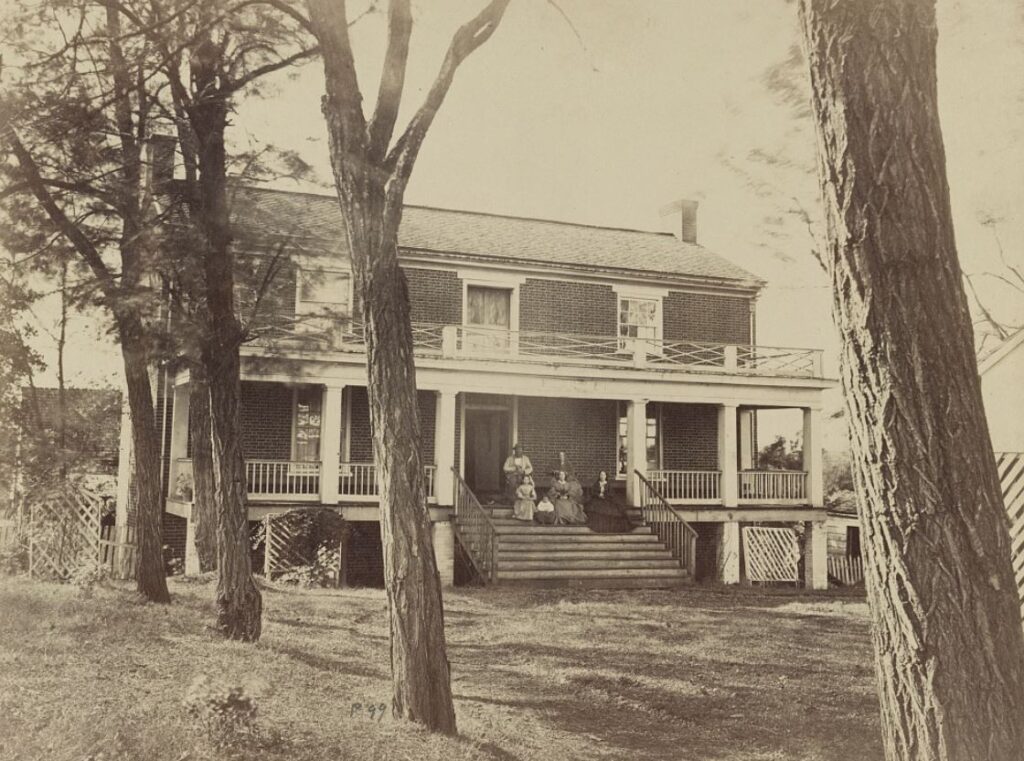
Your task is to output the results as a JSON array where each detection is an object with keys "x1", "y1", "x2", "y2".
[{"x1": 465, "y1": 409, "x2": 511, "y2": 494}]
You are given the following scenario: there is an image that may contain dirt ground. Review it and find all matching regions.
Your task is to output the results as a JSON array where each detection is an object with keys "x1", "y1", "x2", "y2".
[{"x1": 0, "y1": 576, "x2": 881, "y2": 761}]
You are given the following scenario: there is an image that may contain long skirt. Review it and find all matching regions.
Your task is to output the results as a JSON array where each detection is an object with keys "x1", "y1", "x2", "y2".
[
  {"x1": 535, "y1": 509, "x2": 556, "y2": 525},
  {"x1": 513, "y1": 497, "x2": 535, "y2": 521},
  {"x1": 553, "y1": 497, "x2": 586, "y2": 525}
]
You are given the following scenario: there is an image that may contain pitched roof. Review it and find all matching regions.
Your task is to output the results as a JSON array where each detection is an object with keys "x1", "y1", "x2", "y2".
[{"x1": 228, "y1": 185, "x2": 764, "y2": 287}]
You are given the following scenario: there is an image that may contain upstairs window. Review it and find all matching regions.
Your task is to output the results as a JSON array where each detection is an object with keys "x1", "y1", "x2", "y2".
[
  {"x1": 465, "y1": 285, "x2": 512, "y2": 351},
  {"x1": 297, "y1": 269, "x2": 351, "y2": 338},
  {"x1": 618, "y1": 296, "x2": 660, "y2": 350}
]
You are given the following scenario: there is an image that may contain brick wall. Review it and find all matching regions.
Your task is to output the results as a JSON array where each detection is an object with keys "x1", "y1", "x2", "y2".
[
  {"x1": 346, "y1": 386, "x2": 437, "y2": 463},
  {"x1": 517, "y1": 397, "x2": 618, "y2": 485},
  {"x1": 660, "y1": 403, "x2": 720, "y2": 470},
  {"x1": 663, "y1": 291, "x2": 752, "y2": 344},
  {"x1": 240, "y1": 382, "x2": 293, "y2": 460},
  {"x1": 520, "y1": 278, "x2": 618, "y2": 335},
  {"x1": 237, "y1": 255, "x2": 297, "y2": 332},
  {"x1": 691, "y1": 522, "x2": 721, "y2": 582},
  {"x1": 405, "y1": 267, "x2": 462, "y2": 324},
  {"x1": 162, "y1": 512, "x2": 187, "y2": 568}
]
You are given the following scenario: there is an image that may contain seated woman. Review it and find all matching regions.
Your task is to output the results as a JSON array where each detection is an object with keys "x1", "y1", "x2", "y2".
[
  {"x1": 535, "y1": 495, "x2": 556, "y2": 525},
  {"x1": 585, "y1": 470, "x2": 633, "y2": 533},
  {"x1": 548, "y1": 470, "x2": 587, "y2": 525},
  {"x1": 513, "y1": 475, "x2": 537, "y2": 522}
]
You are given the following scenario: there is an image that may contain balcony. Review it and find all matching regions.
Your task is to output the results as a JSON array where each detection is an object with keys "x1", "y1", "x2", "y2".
[
  {"x1": 172, "y1": 459, "x2": 437, "y2": 504},
  {"x1": 251, "y1": 321, "x2": 825, "y2": 379},
  {"x1": 647, "y1": 469, "x2": 809, "y2": 506}
]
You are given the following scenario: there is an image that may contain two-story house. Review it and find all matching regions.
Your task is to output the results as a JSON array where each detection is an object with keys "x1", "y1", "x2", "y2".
[{"x1": 145, "y1": 180, "x2": 835, "y2": 590}]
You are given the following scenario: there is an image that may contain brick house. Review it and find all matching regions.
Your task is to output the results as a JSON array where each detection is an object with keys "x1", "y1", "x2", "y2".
[{"x1": 149, "y1": 183, "x2": 835, "y2": 589}]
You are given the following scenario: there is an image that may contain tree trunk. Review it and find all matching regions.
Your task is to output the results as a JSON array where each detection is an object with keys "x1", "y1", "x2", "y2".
[
  {"x1": 799, "y1": 2, "x2": 1024, "y2": 758},
  {"x1": 119, "y1": 321, "x2": 170, "y2": 603},
  {"x1": 188, "y1": 365, "x2": 218, "y2": 572},
  {"x1": 205, "y1": 341, "x2": 262, "y2": 641},
  {"x1": 335, "y1": 175, "x2": 456, "y2": 733}
]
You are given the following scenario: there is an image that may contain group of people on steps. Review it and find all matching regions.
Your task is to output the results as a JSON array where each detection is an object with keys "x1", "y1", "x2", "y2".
[{"x1": 501, "y1": 444, "x2": 632, "y2": 533}]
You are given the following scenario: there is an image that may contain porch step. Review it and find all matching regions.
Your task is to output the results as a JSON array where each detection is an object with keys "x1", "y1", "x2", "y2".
[
  {"x1": 495, "y1": 531, "x2": 660, "y2": 543},
  {"x1": 498, "y1": 557, "x2": 681, "y2": 571},
  {"x1": 498, "y1": 548, "x2": 671, "y2": 561},
  {"x1": 496, "y1": 566, "x2": 688, "y2": 581},
  {"x1": 495, "y1": 574, "x2": 688, "y2": 590}
]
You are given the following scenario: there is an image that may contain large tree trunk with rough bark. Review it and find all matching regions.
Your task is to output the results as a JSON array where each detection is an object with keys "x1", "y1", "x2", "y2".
[
  {"x1": 188, "y1": 366, "x2": 218, "y2": 572},
  {"x1": 190, "y1": 42, "x2": 262, "y2": 641},
  {"x1": 339, "y1": 175, "x2": 455, "y2": 733},
  {"x1": 119, "y1": 321, "x2": 170, "y2": 603},
  {"x1": 800, "y1": 1, "x2": 1024, "y2": 758}
]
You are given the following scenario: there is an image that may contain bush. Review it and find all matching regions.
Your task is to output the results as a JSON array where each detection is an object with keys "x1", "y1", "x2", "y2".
[
  {"x1": 69, "y1": 561, "x2": 109, "y2": 597},
  {"x1": 183, "y1": 674, "x2": 264, "y2": 749},
  {"x1": 0, "y1": 535, "x2": 28, "y2": 575}
]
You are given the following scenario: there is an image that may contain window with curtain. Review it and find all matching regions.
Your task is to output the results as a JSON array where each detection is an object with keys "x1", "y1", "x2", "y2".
[
  {"x1": 465, "y1": 286, "x2": 512, "y2": 351},
  {"x1": 616, "y1": 402, "x2": 660, "y2": 477},
  {"x1": 293, "y1": 387, "x2": 322, "y2": 463},
  {"x1": 618, "y1": 297, "x2": 660, "y2": 350}
]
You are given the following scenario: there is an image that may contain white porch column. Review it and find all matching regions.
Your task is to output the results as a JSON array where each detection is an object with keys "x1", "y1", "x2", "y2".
[
  {"x1": 719, "y1": 403, "x2": 738, "y2": 507},
  {"x1": 432, "y1": 520, "x2": 455, "y2": 586},
  {"x1": 184, "y1": 516, "x2": 200, "y2": 575},
  {"x1": 434, "y1": 390, "x2": 457, "y2": 506},
  {"x1": 625, "y1": 398, "x2": 649, "y2": 507},
  {"x1": 804, "y1": 520, "x2": 828, "y2": 590},
  {"x1": 320, "y1": 384, "x2": 344, "y2": 504},
  {"x1": 803, "y1": 407, "x2": 823, "y2": 507},
  {"x1": 718, "y1": 521, "x2": 741, "y2": 585},
  {"x1": 114, "y1": 397, "x2": 133, "y2": 526},
  {"x1": 738, "y1": 409, "x2": 755, "y2": 470}
]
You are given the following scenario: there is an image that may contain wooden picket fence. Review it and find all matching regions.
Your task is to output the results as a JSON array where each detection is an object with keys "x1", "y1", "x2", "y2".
[
  {"x1": 827, "y1": 556, "x2": 864, "y2": 586},
  {"x1": 742, "y1": 526, "x2": 800, "y2": 583},
  {"x1": 99, "y1": 524, "x2": 137, "y2": 580},
  {"x1": 0, "y1": 518, "x2": 18, "y2": 548}
]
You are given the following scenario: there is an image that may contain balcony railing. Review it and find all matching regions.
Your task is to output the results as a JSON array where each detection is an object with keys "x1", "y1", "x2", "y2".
[
  {"x1": 647, "y1": 470, "x2": 721, "y2": 504},
  {"x1": 738, "y1": 470, "x2": 808, "y2": 504},
  {"x1": 173, "y1": 458, "x2": 436, "y2": 504},
  {"x1": 250, "y1": 321, "x2": 824, "y2": 379},
  {"x1": 339, "y1": 462, "x2": 437, "y2": 503},
  {"x1": 247, "y1": 460, "x2": 321, "y2": 501}
]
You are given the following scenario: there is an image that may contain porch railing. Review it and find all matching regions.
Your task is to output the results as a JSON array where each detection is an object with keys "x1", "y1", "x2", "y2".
[
  {"x1": 246, "y1": 460, "x2": 321, "y2": 501},
  {"x1": 647, "y1": 470, "x2": 721, "y2": 503},
  {"x1": 252, "y1": 319, "x2": 824, "y2": 379},
  {"x1": 338, "y1": 462, "x2": 437, "y2": 502},
  {"x1": 634, "y1": 470, "x2": 698, "y2": 578},
  {"x1": 452, "y1": 468, "x2": 498, "y2": 584},
  {"x1": 738, "y1": 470, "x2": 808, "y2": 504}
]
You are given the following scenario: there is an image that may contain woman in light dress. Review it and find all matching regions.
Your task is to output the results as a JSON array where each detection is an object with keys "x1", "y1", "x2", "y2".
[{"x1": 513, "y1": 475, "x2": 537, "y2": 521}]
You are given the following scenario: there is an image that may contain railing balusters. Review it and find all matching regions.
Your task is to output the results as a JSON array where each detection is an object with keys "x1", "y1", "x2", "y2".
[{"x1": 635, "y1": 471, "x2": 698, "y2": 579}]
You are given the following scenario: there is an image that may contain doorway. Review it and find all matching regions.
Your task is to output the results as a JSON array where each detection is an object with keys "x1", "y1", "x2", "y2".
[{"x1": 464, "y1": 408, "x2": 511, "y2": 494}]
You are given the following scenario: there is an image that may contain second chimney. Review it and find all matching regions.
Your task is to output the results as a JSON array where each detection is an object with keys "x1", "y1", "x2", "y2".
[
  {"x1": 659, "y1": 199, "x2": 699, "y2": 244},
  {"x1": 145, "y1": 133, "x2": 177, "y2": 195}
]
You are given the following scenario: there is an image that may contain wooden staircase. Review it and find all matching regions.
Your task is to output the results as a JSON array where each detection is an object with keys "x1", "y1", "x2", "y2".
[{"x1": 459, "y1": 504, "x2": 690, "y2": 589}]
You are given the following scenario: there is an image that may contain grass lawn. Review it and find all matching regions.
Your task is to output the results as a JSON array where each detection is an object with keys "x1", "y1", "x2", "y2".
[{"x1": 0, "y1": 576, "x2": 881, "y2": 761}]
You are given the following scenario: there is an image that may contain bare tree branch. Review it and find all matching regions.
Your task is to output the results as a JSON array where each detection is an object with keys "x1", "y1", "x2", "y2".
[{"x1": 367, "y1": 0, "x2": 411, "y2": 160}]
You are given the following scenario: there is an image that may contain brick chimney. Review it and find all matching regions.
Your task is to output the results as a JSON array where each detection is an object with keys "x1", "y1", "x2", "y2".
[
  {"x1": 145, "y1": 133, "x2": 177, "y2": 194},
  {"x1": 659, "y1": 199, "x2": 699, "y2": 244}
]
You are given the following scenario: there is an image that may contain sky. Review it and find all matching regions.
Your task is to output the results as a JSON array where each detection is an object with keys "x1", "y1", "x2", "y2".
[{"x1": 27, "y1": 0, "x2": 1024, "y2": 447}]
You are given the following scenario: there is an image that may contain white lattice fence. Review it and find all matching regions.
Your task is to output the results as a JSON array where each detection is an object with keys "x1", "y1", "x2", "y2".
[
  {"x1": 742, "y1": 526, "x2": 800, "y2": 583},
  {"x1": 264, "y1": 512, "x2": 314, "y2": 578},
  {"x1": 28, "y1": 485, "x2": 104, "y2": 580},
  {"x1": 997, "y1": 452, "x2": 1024, "y2": 624}
]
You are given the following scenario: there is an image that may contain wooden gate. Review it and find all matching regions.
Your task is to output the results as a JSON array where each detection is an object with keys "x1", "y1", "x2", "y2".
[
  {"x1": 997, "y1": 452, "x2": 1024, "y2": 623},
  {"x1": 742, "y1": 526, "x2": 800, "y2": 583},
  {"x1": 28, "y1": 484, "x2": 103, "y2": 580}
]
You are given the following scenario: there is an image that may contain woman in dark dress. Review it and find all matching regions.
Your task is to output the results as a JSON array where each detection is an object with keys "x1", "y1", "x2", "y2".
[{"x1": 585, "y1": 470, "x2": 633, "y2": 533}]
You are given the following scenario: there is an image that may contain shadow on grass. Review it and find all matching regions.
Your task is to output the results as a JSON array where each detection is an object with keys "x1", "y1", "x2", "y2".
[{"x1": 266, "y1": 643, "x2": 387, "y2": 679}]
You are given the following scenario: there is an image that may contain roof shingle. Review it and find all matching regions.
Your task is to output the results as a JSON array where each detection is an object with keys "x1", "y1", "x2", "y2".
[{"x1": 229, "y1": 186, "x2": 763, "y2": 286}]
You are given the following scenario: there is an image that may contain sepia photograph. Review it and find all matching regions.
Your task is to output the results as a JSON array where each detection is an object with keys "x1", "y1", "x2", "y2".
[{"x1": 0, "y1": 1, "x2": 1022, "y2": 759}]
